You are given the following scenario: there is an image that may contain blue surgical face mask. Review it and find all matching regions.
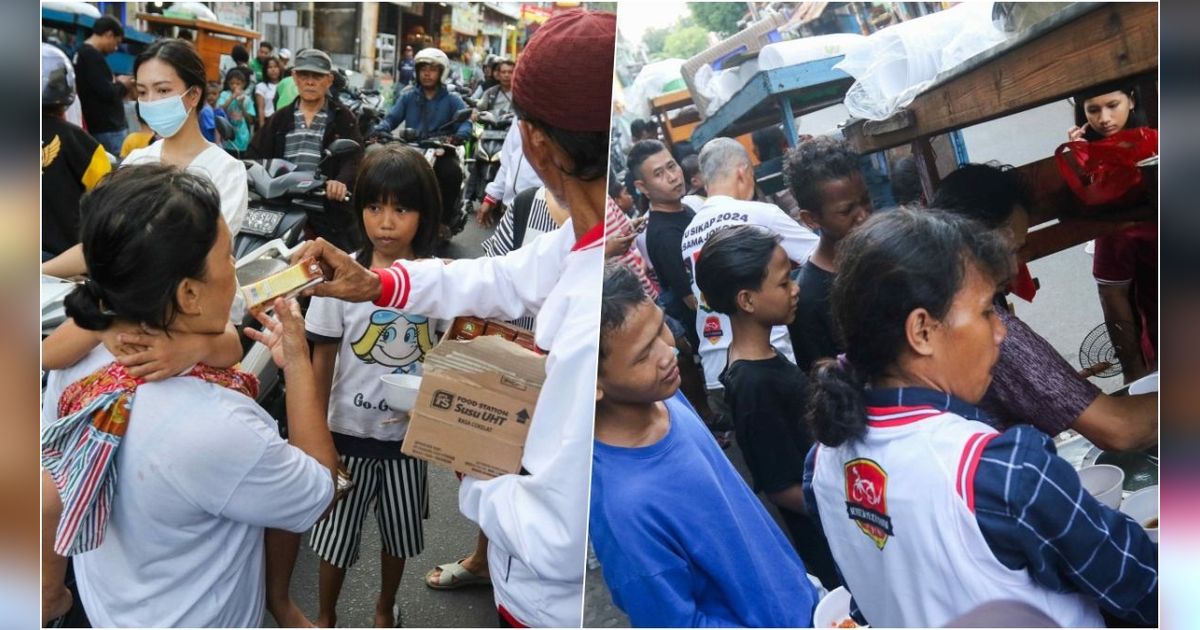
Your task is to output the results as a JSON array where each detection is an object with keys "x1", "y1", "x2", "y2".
[{"x1": 138, "y1": 88, "x2": 195, "y2": 138}]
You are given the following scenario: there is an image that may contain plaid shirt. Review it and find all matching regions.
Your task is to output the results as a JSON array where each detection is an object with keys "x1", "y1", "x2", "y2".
[{"x1": 804, "y1": 387, "x2": 1158, "y2": 625}]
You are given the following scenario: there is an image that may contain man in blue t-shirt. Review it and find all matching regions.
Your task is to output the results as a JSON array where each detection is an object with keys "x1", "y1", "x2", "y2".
[{"x1": 589, "y1": 263, "x2": 818, "y2": 628}]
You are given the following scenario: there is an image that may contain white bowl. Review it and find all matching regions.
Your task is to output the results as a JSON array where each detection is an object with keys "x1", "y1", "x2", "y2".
[
  {"x1": 813, "y1": 586, "x2": 865, "y2": 628},
  {"x1": 1078, "y1": 464, "x2": 1125, "y2": 509},
  {"x1": 380, "y1": 374, "x2": 423, "y2": 412},
  {"x1": 1128, "y1": 372, "x2": 1158, "y2": 396},
  {"x1": 1120, "y1": 485, "x2": 1158, "y2": 543}
]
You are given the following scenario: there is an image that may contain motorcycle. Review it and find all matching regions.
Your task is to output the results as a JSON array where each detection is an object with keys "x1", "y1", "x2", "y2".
[
  {"x1": 338, "y1": 85, "x2": 385, "y2": 140},
  {"x1": 369, "y1": 108, "x2": 475, "y2": 239},
  {"x1": 462, "y1": 110, "x2": 513, "y2": 217},
  {"x1": 233, "y1": 138, "x2": 361, "y2": 260}
]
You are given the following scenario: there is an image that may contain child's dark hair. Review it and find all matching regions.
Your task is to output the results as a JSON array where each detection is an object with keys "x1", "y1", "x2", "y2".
[
  {"x1": 64, "y1": 164, "x2": 222, "y2": 332},
  {"x1": 1072, "y1": 81, "x2": 1148, "y2": 141},
  {"x1": 135, "y1": 38, "x2": 207, "y2": 94},
  {"x1": 695, "y1": 225, "x2": 781, "y2": 316},
  {"x1": 231, "y1": 44, "x2": 250, "y2": 65},
  {"x1": 223, "y1": 67, "x2": 250, "y2": 92},
  {"x1": 783, "y1": 136, "x2": 862, "y2": 215},
  {"x1": 806, "y1": 208, "x2": 1011, "y2": 447},
  {"x1": 931, "y1": 162, "x2": 1032, "y2": 229},
  {"x1": 626, "y1": 139, "x2": 668, "y2": 181},
  {"x1": 352, "y1": 145, "x2": 442, "y2": 265},
  {"x1": 600, "y1": 262, "x2": 650, "y2": 361}
]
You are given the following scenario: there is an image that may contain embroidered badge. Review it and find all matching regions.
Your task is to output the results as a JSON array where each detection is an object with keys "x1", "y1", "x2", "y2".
[
  {"x1": 844, "y1": 458, "x2": 894, "y2": 549},
  {"x1": 703, "y1": 315, "x2": 723, "y2": 344}
]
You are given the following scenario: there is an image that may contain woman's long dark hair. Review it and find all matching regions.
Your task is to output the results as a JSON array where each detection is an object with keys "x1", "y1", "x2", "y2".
[
  {"x1": 1072, "y1": 81, "x2": 1149, "y2": 141},
  {"x1": 352, "y1": 145, "x2": 442, "y2": 266},
  {"x1": 64, "y1": 164, "x2": 222, "y2": 332},
  {"x1": 806, "y1": 209, "x2": 1011, "y2": 447}
]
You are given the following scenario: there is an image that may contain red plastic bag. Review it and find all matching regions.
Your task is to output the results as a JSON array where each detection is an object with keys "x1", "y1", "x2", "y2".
[{"x1": 1055, "y1": 128, "x2": 1158, "y2": 206}]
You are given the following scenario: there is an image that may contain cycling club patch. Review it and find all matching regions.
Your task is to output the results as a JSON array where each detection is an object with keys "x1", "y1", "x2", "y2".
[
  {"x1": 844, "y1": 458, "x2": 894, "y2": 550},
  {"x1": 703, "y1": 315, "x2": 723, "y2": 344}
]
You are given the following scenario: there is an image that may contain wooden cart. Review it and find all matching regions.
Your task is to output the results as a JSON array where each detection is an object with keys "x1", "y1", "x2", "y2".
[
  {"x1": 137, "y1": 13, "x2": 261, "y2": 83},
  {"x1": 840, "y1": 2, "x2": 1158, "y2": 262}
]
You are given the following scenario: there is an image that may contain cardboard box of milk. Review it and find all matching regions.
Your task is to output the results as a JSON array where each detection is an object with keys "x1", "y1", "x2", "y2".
[{"x1": 400, "y1": 327, "x2": 545, "y2": 479}]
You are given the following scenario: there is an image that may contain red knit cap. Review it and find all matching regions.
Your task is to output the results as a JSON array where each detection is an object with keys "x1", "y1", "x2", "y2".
[{"x1": 512, "y1": 9, "x2": 615, "y2": 133}]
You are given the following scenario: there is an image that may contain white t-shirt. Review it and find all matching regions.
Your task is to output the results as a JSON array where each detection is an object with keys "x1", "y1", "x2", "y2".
[
  {"x1": 306, "y1": 295, "x2": 444, "y2": 442},
  {"x1": 681, "y1": 195, "x2": 819, "y2": 389},
  {"x1": 56, "y1": 348, "x2": 333, "y2": 627},
  {"x1": 123, "y1": 140, "x2": 249, "y2": 234},
  {"x1": 255, "y1": 81, "x2": 277, "y2": 119}
]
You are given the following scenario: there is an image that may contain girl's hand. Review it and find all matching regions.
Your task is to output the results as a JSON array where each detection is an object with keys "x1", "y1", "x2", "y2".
[
  {"x1": 243, "y1": 298, "x2": 309, "y2": 370},
  {"x1": 102, "y1": 323, "x2": 205, "y2": 381},
  {"x1": 1067, "y1": 125, "x2": 1088, "y2": 142}
]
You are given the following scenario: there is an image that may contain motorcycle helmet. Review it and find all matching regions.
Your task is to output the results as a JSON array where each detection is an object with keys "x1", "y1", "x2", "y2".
[{"x1": 413, "y1": 47, "x2": 450, "y2": 83}]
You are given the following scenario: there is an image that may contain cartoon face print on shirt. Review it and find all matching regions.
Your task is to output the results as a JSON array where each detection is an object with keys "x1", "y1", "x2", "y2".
[{"x1": 350, "y1": 310, "x2": 434, "y2": 374}]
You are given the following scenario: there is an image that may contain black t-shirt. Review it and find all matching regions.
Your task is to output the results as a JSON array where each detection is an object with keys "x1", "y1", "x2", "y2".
[
  {"x1": 788, "y1": 260, "x2": 840, "y2": 373},
  {"x1": 42, "y1": 117, "x2": 109, "y2": 256},
  {"x1": 644, "y1": 207, "x2": 695, "y2": 314},
  {"x1": 73, "y1": 43, "x2": 128, "y2": 134},
  {"x1": 719, "y1": 351, "x2": 812, "y2": 494}
]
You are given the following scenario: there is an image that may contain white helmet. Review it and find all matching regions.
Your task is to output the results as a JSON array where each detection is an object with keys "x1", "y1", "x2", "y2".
[{"x1": 413, "y1": 47, "x2": 450, "y2": 81}]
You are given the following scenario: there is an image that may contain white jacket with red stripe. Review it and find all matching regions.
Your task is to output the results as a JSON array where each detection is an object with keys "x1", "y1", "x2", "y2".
[
  {"x1": 810, "y1": 406, "x2": 1102, "y2": 628},
  {"x1": 374, "y1": 220, "x2": 602, "y2": 627}
]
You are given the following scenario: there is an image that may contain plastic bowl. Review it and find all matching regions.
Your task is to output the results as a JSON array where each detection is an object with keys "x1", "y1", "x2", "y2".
[
  {"x1": 813, "y1": 586, "x2": 864, "y2": 628},
  {"x1": 1120, "y1": 485, "x2": 1158, "y2": 543},
  {"x1": 1078, "y1": 464, "x2": 1125, "y2": 509},
  {"x1": 380, "y1": 374, "x2": 423, "y2": 412}
]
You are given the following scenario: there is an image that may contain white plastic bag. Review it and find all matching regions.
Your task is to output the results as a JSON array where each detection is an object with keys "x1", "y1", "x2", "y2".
[
  {"x1": 623, "y1": 59, "x2": 686, "y2": 121},
  {"x1": 836, "y1": 2, "x2": 1008, "y2": 121}
]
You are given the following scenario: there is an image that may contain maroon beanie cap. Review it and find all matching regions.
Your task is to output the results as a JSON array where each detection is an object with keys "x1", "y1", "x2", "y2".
[{"x1": 512, "y1": 9, "x2": 615, "y2": 133}]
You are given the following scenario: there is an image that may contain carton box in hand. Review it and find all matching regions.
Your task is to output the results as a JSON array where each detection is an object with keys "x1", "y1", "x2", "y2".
[{"x1": 401, "y1": 329, "x2": 545, "y2": 479}]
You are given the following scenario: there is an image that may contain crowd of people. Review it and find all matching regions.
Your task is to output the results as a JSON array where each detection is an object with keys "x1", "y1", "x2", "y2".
[
  {"x1": 41, "y1": 8, "x2": 614, "y2": 628},
  {"x1": 592, "y1": 82, "x2": 1159, "y2": 627}
]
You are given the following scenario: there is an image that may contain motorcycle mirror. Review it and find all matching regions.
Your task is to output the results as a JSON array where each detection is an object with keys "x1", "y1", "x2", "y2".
[
  {"x1": 324, "y1": 138, "x2": 361, "y2": 158},
  {"x1": 453, "y1": 108, "x2": 473, "y2": 123}
]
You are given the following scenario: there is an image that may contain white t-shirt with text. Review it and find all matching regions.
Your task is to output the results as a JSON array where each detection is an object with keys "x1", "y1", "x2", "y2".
[{"x1": 680, "y1": 195, "x2": 819, "y2": 389}]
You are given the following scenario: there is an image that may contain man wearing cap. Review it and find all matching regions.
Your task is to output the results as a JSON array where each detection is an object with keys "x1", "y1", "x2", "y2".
[
  {"x1": 292, "y1": 10, "x2": 615, "y2": 627},
  {"x1": 248, "y1": 48, "x2": 363, "y2": 251}
]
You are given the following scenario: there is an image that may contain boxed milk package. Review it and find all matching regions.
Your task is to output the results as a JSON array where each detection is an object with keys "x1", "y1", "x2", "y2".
[{"x1": 394, "y1": 318, "x2": 545, "y2": 479}]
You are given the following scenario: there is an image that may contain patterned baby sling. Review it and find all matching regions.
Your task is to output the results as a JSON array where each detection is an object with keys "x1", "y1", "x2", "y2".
[{"x1": 41, "y1": 362, "x2": 259, "y2": 556}]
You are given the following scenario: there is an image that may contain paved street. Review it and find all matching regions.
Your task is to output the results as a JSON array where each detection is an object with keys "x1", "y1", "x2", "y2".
[{"x1": 267, "y1": 218, "x2": 502, "y2": 629}]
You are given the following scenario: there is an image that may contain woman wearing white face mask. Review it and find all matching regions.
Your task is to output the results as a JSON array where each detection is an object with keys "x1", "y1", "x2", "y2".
[{"x1": 42, "y1": 39, "x2": 249, "y2": 280}]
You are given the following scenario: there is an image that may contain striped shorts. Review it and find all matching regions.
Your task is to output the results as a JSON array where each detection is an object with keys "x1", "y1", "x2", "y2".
[{"x1": 309, "y1": 454, "x2": 429, "y2": 568}]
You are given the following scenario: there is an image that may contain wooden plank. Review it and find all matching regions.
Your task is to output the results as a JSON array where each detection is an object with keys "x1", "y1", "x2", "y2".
[
  {"x1": 1024, "y1": 218, "x2": 1148, "y2": 262},
  {"x1": 138, "y1": 13, "x2": 261, "y2": 39},
  {"x1": 649, "y1": 89, "x2": 694, "y2": 115},
  {"x1": 845, "y1": 2, "x2": 1157, "y2": 154},
  {"x1": 1010, "y1": 154, "x2": 1158, "y2": 227}
]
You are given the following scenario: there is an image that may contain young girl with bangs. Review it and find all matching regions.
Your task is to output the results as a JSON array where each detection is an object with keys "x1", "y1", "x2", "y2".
[{"x1": 270, "y1": 145, "x2": 445, "y2": 628}]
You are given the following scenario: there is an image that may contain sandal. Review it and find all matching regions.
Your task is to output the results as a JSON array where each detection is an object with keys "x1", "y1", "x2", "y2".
[{"x1": 424, "y1": 558, "x2": 491, "y2": 590}]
